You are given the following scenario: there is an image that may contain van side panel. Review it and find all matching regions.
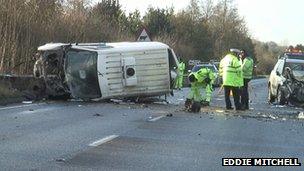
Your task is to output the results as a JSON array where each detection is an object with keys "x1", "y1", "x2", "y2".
[{"x1": 101, "y1": 49, "x2": 170, "y2": 98}]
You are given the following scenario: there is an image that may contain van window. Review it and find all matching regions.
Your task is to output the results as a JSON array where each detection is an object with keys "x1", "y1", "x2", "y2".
[{"x1": 65, "y1": 50, "x2": 101, "y2": 99}]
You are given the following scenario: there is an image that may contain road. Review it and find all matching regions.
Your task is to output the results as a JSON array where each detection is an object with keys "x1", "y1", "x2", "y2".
[{"x1": 0, "y1": 78, "x2": 304, "y2": 170}]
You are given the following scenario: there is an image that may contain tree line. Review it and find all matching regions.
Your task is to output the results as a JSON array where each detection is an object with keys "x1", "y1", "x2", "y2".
[{"x1": 0, "y1": 0, "x2": 294, "y2": 75}]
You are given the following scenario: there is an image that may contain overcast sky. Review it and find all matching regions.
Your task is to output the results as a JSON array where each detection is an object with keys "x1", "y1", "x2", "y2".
[{"x1": 95, "y1": 0, "x2": 304, "y2": 46}]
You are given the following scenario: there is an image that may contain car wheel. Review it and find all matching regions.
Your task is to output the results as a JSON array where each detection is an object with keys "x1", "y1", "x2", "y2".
[
  {"x1": 268, "y1": 85, "x2": 275, "y2": 103},
  {"x1": 276, "y1": 86, "x2": 286, "y2": 105}
]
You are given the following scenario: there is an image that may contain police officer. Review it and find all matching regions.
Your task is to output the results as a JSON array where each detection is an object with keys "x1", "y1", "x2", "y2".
[
  {"x1": 185, "y1": 67, "x2": 215, "y2": 112},
  {"x1": 219, "y1": 49, "x2": 244, "y2": 110},
  {"x1": 175, "y1": 60, "x2": 185, "y2": 90},
  {"x1": 240, "y1": 50, "x2": 253, "y2": 110}
]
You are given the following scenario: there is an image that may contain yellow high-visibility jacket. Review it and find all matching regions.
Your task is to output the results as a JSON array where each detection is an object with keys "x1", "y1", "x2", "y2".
[{"x1": 219, "y1": 53, "x2": 243, "y2": 87}]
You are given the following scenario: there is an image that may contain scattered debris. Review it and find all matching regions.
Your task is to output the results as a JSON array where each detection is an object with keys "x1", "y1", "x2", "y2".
[
  {"x1": 14, "y1": 116, "x2": 17, "y2": 119},
  {"x1": 29, "y1": 109, "x2": 34, "y2": 111},
  {"x1": 166, "y1": 113, "x2": 173, "y2": 117},
  {"x1": 22, "y1": 101, "x2": 32, "y2": 104},
  {"x1": 153, "y1": 101, "x2": 168, "y2": 105},
  {"x1": 93, "y1": 113, "x2": 103, "y2": 117},
  {"x1": 140, "y1": 104, "x2": 148, "y2": 108},
  {"x1": 198, "y1": 133, "x2": 201, "y2": 136},
  {"x1": 69, "y1": 99, "x2": 83, "y2": 102},
  {"x1": 282, "y1": 118, "x2": 287, "y2": 121},
  {"x1": 111, "y1": 99, "x2": 123, "y2": 104},
  {"x1": 269, "y1": 115, "x2": 277, "y2": 120},
  {"x1": 122, "y1": 113, "x2": 127, "y2": 116},
  {"x1": 78, "y1": 105, "x2": 82, "y2": 107},
  {"x1": 298, "y1": 112, "x2": 304, "y2": 119},
  {"x1": 215, "y1": 110, "x2": 224, "y2": 113},
  {"x1": 55, "y1": 158, "x2": 66, "y2": 163}
]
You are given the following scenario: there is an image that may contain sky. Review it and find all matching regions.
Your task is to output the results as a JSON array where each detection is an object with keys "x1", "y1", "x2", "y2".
[{"x1": 95, "y1": 0, "x2": 304, "y2": 46}]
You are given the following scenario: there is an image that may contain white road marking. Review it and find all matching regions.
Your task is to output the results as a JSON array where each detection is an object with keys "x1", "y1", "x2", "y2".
[
  {"x1": 149, "y1": 115, "x2": 166, "y2": 122},
  {"x1": 0, "y1": 103, "x2": 44, "y2": 111},
  {"x1": 89, "y1": 135, "x2": 119, "y2": 147}
]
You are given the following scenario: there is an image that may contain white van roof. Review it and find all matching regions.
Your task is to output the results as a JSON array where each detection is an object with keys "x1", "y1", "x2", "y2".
[
  {"x1": 38, "y1": 42, "x2": 169, "y2": 52},
  {"x1": 37, "y1": 43, "x2": 69, "y2": 51}
]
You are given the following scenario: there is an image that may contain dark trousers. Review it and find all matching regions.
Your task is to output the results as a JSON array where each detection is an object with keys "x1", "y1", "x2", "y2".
[
  {"x1": 241, "y1": 79, "x2": 251, "y2": 109},
  {"x1": 224, "y1": 86, "x2": 241, "y2": 110}
]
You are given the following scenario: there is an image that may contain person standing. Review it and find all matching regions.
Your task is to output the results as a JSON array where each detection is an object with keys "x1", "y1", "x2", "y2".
[
  {"x1": 219, "y1": 49, "x2": 244, "y2": 110},
  {"x1": 175, "y1": 60, "x2": 185, "y2": 89},
  {"x1": 240, "y1": 50, "x2": 254, "y2": 110}
]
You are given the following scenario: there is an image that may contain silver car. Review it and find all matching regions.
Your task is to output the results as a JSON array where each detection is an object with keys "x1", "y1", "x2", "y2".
[{"x1": 268, "y1": 52, "x2": 304, "y2": 104}]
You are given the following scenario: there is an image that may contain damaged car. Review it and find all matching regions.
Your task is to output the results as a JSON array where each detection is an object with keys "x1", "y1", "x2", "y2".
[
  {"x1": 34, "y1": 42, "x2": 179, "y2": 100},
  {"x1": 268, "y1": 50, "x2": 304, "y2": 105}
]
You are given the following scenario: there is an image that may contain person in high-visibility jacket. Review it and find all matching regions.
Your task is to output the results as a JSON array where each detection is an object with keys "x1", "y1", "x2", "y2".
[
  {"x1": 219, "y1": 49, "x2": 244, "y2": 110},
  {"x1": 175, "y1": 60, "x2": 185, "y2": 89},
  {"x1": 186, "y1": 67, "x2": 215, "y2": 107},
  {"x1": 240, "y1": 49, "x2": 254, "y2": 110}
]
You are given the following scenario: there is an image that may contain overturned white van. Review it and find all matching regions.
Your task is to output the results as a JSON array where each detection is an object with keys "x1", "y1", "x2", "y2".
[{"x1": 36, "y1": 42, "x2": 179, "y2": 100}]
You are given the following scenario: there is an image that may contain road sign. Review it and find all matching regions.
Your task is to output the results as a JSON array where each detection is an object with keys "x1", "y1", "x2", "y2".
[{"x1": 136, "y1": 27, "x2": 152, "y2": 42}]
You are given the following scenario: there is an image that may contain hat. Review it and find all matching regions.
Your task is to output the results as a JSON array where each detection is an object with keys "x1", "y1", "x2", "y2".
[{"x1": 230, "y1": 48, "x2": 241, "y2": 54}]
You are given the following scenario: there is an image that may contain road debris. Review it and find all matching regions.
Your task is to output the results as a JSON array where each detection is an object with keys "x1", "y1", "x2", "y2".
[
  {"x1": 22, "y1": 101, "x2": 32, "y2": 104},
  {"x1": 69, "y1": 99, "x2": 83, "y2": 102},
  {"x1": 29, "y1": 109, "x2": 34, "y2": 111},
  {"x1": 269, "y1": 115, "x2": 277, "y2": 120},
  {"x1": 215, "y1": 110, "x2": 224, "y2": 113},
  {"x1": 93, "y1": 113, "x2": 103, "y2": 117},
  {"x1": 140, "y1": 104, "x2": 148, "y2": 108},
  {"x1": 55, "y1": 158, "x2": 66, "y2": 163},
  {"x1": 298, "y1": 112, "x2": 304, "y2": 119},
  {"x1": 166, "y1": 113, "x2": 173, "y2": 117}
]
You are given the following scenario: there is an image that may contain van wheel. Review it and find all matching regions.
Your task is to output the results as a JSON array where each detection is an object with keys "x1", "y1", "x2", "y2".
[
  {"x1": 268, "y1": 85, "x2": 275, "y2": 103},
  {"x1": 276, "y1": 87, "x2": 286, "y2": 105}
]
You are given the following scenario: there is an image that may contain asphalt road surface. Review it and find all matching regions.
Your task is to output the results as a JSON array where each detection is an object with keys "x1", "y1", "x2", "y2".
[{"x1": 1, "y1": 78, "x2": 304, "y2": 170}]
